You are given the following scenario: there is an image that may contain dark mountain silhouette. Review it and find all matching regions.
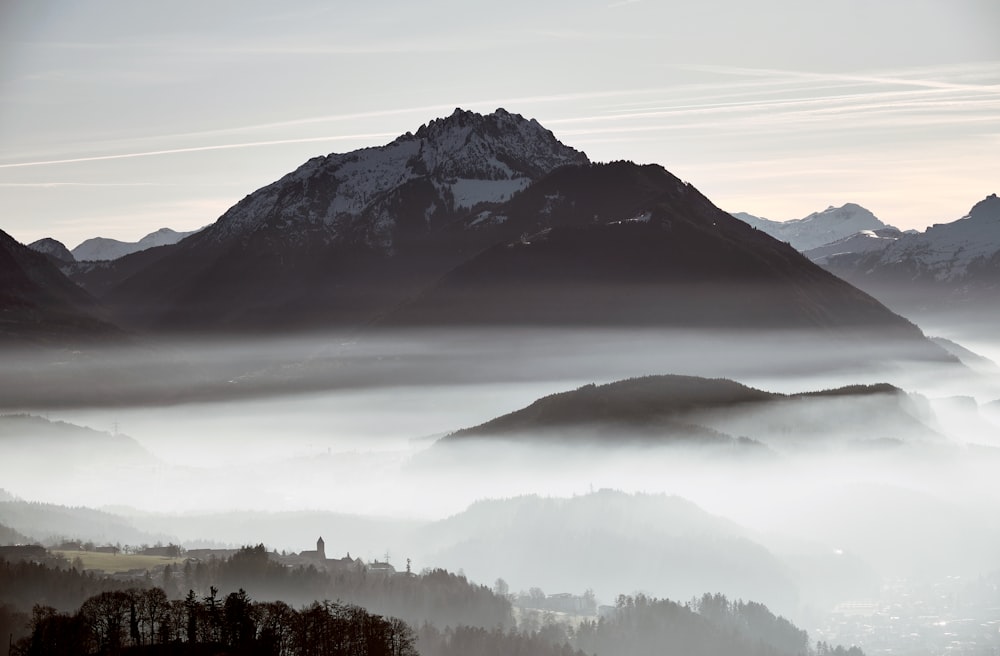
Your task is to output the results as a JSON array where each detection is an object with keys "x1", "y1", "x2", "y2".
[
  {"x1": 0, "y1": 229, "x2": 121, "y2": 346},
  {"x1": 98, "y1": 108, "x2": 587, "y2": 331},
  {"x1": 381, "y1": 162, "x2": 946, "y2": 354},
  {"x1": 58, "y1": 109, "x2": 942, "y2": 359},
  {"x1": 447, "y1": 375, "x2": 777, "y2": 439},
  {"x1": 63, "y1": 242, "x2": 181, "y2": 298},
  {"x1": 443, "y1": 375, "x2": 937, "y2": 448}
]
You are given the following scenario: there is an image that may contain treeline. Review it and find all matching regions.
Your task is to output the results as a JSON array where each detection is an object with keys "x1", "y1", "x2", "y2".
[
  {"x1": 0, "y1": 558, "x2": 146, "y2": 612},
  {"x1": 11, "y1": 587, "x2": 584, "y2": 656},
  {"x1": 2, "y1": 545, "x2": 512, "y2": 634},
  {"x1": 13, "y1": 587, "x2": 417, "y2": 656},
  {"x1": 2, "y1": 551, "x2": 867, "y2": 656},
  {"x1": 417, "y1": 624, "x2": 585, "y2": 656},
  {"x1": 177, "y1": 544, "x2": 511, "y2": 630},
  {"x1": 572, "y1": 593, "x2": 846, "y2": 656},
  {"x1": 1, "y1": 558, "x2": 147, "y2": 646}
]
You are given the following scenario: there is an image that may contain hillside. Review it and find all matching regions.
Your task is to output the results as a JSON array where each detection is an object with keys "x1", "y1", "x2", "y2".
[
  {"x1": 443, "y1": 375, "x2": 938, "y2": 448},
  {"x1": 0, "y1": 229, "x2": 122, "y2": 346},
  {"x1": 420, "y1": 491, "x2": 798, "y2": 613},
  {"x1": 383, "y1": 162, "x2": 946, "y2": 356}
]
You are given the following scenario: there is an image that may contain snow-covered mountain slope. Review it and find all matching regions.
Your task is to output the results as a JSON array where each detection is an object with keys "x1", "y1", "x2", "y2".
[
  {"x1": 827, "y1": 195, "x2": 1000, "y2": 283},
  {"x1": 72, "y1": 227, "x2": 201, "y2": 261},
  {"x1": 822, "y1": 194, "x2": 1000, "y2": 313},
  {"x1": 803, "y1": 227, "x2": 903, "y2": 264},
  {"x1": 864, "y1": 194, "x2": 1000, "y2": 282},
  {"x1": 98, "y1": 108, "x2": 589, "y2": 330},
  {"x1": 203, "y1": 107, "x2": 586, "y2": 251},
  {"x1": 733, "y1": 204, "x2": 890, "y2": 251},
  {"x1": 28, "y1": 237, "x2": 75, "y2": 263}
]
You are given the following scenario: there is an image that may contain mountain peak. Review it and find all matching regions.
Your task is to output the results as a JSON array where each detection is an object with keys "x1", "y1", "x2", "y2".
[
  {"x1": 825, "y1": 193, "x2": 1000, "y2": 290},
  {"x1": 28, "y1": 237, "x2": 75, "y2": 263},
  {"x1": 733, "y1": 203, "x2": 889, "y2": 251},
  {"x1": 407, "y1": 107, "x2": 587, "y2": 179},
  {"x1": 806, "y1": 203, "x2": 880, "y2": 224},
  {"x1": 966, "y1": 193, "x2": 1000, "y2": 222},
  {"x1": 206, "y1": 108, "x2": 588, "y2": 249},
  {"x1": 415, "y1": 107, "x2": 527, "y2": 138},
  {"x1": 72, "y1": 227, "x2": 199, "y2": 261}
]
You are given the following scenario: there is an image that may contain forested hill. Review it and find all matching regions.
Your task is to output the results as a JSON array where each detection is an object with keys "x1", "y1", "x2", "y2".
[
  {"x1": 2, "y1": 542, "x2": 865, "y2": 656},
  {"x1": 9, "y1": 584, "x2": 858, "y2": 656}
]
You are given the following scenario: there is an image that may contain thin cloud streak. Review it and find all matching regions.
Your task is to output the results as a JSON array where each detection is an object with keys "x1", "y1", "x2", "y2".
[
  {"x1": 114, "y1": 89, "x2": 677, "y2": 141},
  {"x1": 546, "y1": 75, "x2": 999, "y2": 127},
  {"x1": 0, "y1": 182, "x2": 175, "y2": 188},
  {"x1": 0, "y1": 133, "x2": 397, "y2": 169},
  {"x1": 689, "y1": 63, "x2": 1000, "y2": 93},
  {"x1": 0, "y1": 90, "x2": 667, "y2": 166}
]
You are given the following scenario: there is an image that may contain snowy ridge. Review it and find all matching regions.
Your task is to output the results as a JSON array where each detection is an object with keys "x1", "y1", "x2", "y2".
[
  {"x1": 803, "y1": 227, "x2": 903, "y2": 264},
  {"x1": 733, "y1": 204, "x2": 888, "y2": 251},
  {"x1": 864, "y1": 194, "x2": 1000, "y2": 281},
  {"x1": 72, "y1": 227, "x2": 201, "y2": 261},
  {"x1": 28, "y1": 237, "x2": 75, "y2": 263},
  {"x1": 207, "y1": 108, "x2": 588, "y2": 250}
]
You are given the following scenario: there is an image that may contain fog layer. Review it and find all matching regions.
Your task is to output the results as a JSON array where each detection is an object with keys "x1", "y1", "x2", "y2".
[{"x1": 1, "y1": 326, "x2": 998, "y2": 626}]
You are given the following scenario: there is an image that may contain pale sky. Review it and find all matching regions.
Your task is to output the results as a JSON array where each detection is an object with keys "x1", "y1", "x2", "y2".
[{"x1": 1, "y1": 0, "x2": 998, "y2": 247}]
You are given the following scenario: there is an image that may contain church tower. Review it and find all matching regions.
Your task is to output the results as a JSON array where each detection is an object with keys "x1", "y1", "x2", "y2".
[{"x1": 317, "y1": 536, "x2": 326, "y2": 561}]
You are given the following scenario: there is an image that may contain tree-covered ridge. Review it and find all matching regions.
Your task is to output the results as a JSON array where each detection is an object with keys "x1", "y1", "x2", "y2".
[
  {"x1": 13, "y1": 587, "x2": 418, "y2": 656},
  {"x1": 576, "y1": 593, "x2": 819, "y2": 656},
  {"x1": 1, "y1": 558, "x2": 138, "y2": 612},
  {"x1": 2, "y1": 547, "x2": 866, "y2": 656},
  {"x1": 180, "y1": 544, "x2": 512, "y2": 629},
  {"x1": 442, "y1": 374, "x2": 906, "y2": 444},
  {"x1": 0, "y1": 519, "x2": 31, "y2": 545},
  {"x1": 1, "y1": 545, "x2": 513, "y2": 636},
  {"x1": 448, "y1": 375, "x2": 778, "y2": 438}
]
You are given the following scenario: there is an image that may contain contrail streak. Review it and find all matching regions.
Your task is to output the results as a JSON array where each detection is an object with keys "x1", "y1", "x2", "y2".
[{"x1": 0, "y1": 133, "x2": 397, "y2": 169}]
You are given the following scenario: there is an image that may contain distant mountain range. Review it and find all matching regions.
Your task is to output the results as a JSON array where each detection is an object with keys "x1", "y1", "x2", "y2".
[
  {"x1": 802, "y1": 227, "x2": 906, "y2": 265},
  {"x1": 822, "y1": 194, "x2": 1000, "y2": 312},
  {"x1": 732, "y1": 203, "x2": 904, "y2": 251},
  {"x1": 29, "y1": 227, "x2": 202, "y2": 263},
  {"x1": 734, "y1": 196, "x2": 1000, "y2": 316},
  {"x1": 32, "y1": 109, "x2": 938, "y2": 351},
  {"x1": 0, "y1": 107, "x2": 970, "y2": 362}
]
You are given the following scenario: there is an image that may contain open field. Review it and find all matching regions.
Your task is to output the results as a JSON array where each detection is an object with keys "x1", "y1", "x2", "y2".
[{"x1": 52, "y1": 550, "x2": 185, "y2": 573}]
